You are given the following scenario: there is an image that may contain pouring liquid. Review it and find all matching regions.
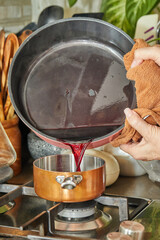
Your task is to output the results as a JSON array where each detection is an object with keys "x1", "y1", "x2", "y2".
[{"x1": 65, "y1": 140, "x2": 91, "y2": 171}]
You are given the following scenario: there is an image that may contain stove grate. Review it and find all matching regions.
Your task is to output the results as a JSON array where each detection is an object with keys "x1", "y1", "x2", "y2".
[{"x1": 0, "y1": 180, "x2": 151, "y2": 239}]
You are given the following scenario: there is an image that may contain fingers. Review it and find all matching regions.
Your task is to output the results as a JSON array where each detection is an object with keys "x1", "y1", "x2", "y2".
[
  {"x1": 131, "y1": 58, "x2": 143, "y2": 68},
  {"x1": 120, "y1": 142, "x2": 143, "y2": 160},
  {"x1": 120, "y1": 142, "x2": 137, "y2": 154},
  {"x1": 124, "y1": 108, "x2": 151, "y2": 139},
  {"x1": 121, "y1": 108, "x2": 160, "y2": 161},
  {"x1": 120, "y1": 145, "x2": 151, "y2": 161},
  {"x1": 131, "y1": 46, "x2": 160, "y2": 68},
  {"x1": 120, "y1": 136, "x2": 152, "y2": 161},
  {"x1": 120, "y1": 140, "x2": 158, "y2": 161}
]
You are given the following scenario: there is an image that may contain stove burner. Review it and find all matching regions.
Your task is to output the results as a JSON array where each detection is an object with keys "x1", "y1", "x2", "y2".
[
  {"x1": 55, "y1": 210, "x2": 112, "y2": 232},
  {"x1": 57, "y1": 200, "x2": 96, "y2": 220},
  {"x1": 55, "y1": 200, "x2": 112, "y2": 232}
]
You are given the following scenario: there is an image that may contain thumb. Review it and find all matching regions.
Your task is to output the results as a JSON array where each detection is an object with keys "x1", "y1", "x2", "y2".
[
  {"x1": 124, "y1": 108, "x2": 150, "y2": 138},
  {"x1": 131, "y1": 47, "x2": 160, "y2": 68}
]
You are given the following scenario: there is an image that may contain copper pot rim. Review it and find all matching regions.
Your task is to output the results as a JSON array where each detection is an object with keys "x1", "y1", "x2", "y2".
[{"x1": 33, "y1": 154, "x2": 105, "y2": 174}]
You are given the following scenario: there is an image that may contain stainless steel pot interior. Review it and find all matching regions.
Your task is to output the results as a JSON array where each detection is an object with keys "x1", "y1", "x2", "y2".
[
  {"x1": 8, "y1": 18, "x2": 136, "y2": 142},
  {"x1": 33, "y1": 154, "x2": 105, "y2": 172}
]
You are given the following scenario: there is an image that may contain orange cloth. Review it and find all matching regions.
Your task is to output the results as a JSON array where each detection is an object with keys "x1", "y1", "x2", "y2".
[{"x1": 111, "y1": 39, "x2": 160, "y2": 147}]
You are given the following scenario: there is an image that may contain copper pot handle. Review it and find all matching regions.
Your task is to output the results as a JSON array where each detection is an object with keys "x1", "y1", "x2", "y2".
[{"x1": 56, "y1": 175, "x2": 83, "y2": 189}]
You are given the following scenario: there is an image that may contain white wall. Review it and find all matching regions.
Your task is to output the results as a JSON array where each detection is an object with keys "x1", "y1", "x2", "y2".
[{"x1": 31, "y1": 0, "x2": 102, "y2": 22}]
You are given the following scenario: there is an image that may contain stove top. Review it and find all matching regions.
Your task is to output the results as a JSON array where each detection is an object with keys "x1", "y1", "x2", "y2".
[{"x1": 0, "y1": 180, "x2": 151, "y2": 239}]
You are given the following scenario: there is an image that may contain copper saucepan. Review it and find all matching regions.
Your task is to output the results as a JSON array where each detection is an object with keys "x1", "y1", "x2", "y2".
[{"x1": 33, "y1": 154, "x2": 105, "y2": 202}]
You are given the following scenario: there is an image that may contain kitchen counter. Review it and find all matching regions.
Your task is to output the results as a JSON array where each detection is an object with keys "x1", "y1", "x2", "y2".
[
  {"x1": 107, "y1": 174, "x2": 160, "y2": 200},
  {"x1": 8, "y1": 158, "x2": 160, "y2": 201}
]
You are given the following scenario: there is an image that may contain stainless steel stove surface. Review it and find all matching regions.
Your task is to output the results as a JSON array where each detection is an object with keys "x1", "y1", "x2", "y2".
[{"x1": 0, "y1": 179, "x2": 151, "y2": 240}]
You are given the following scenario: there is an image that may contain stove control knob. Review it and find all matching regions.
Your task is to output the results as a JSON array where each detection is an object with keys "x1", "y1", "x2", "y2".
[
  {"x1": 119, "y1": 220, "x2": 144, "y2": 240},
  {"x1": 107, "y1": 232, "x2": 133, "y2": 240}
]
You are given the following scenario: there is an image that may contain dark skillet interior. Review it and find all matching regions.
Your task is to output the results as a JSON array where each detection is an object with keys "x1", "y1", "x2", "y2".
[{"x1": 8, "y1": 18, "x2": 136, "y2": 141}]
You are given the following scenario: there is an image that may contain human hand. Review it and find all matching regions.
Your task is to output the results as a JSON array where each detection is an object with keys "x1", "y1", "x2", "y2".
[
  {"x1": 120, "y1": 108, "x2": 160, "y2": 161},
  {"x1": 131, "y1": 45, "x2": 160, "y2": 68}
]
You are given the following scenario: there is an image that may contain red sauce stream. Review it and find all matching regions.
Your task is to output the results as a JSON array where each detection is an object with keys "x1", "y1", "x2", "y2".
[{"x1": 65, "y1": 140, "x2": 91, "y2": 171}]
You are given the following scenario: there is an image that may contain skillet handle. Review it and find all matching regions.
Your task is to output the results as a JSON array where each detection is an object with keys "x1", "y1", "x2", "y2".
[{"x1": 56, "y1": 175, "x2": 83, "y2": 189}]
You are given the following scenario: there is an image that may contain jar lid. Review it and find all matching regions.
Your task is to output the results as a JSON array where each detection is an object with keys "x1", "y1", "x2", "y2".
[
  {"x1": 119, "y1": 221, "x2": 144, "y2": 240},
  {"x1": 107, "y1": 232, "x2": 133, "y2": 240}
]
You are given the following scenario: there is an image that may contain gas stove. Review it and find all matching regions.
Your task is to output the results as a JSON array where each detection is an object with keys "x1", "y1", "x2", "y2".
[{"x1": 0, "y1": 179, "x2": 151, "y2": 240}]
